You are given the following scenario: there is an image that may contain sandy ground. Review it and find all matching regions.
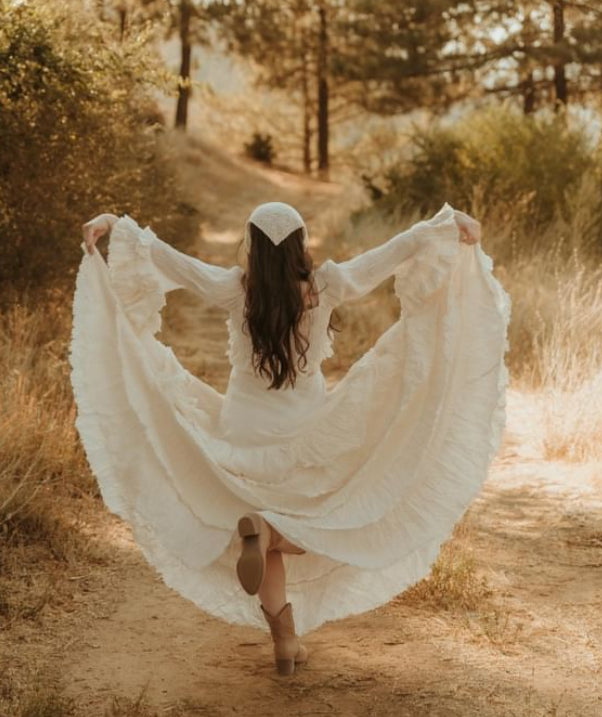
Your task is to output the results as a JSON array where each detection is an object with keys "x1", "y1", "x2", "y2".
[
  {"x1": 33, "y1": 144, "x2": 602, "y2": 716},
  {"x1": 58, "y1": 386, "x2": 602, "y2": 717}
]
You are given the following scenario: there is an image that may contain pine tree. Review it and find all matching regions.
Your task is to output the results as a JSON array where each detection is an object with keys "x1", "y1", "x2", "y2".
[
  {"x1": 332, "y1": 0, "x2": 478, "y2": 114},
  {"x1": 99, "y1": 0, "x2": 210, "y2": 130},
  {"x1": 211, "y1": 0, "x2": 339, "y2": 176},
  {"x1": 468, "y1": 1, "x2": 602, "y2": 111}
]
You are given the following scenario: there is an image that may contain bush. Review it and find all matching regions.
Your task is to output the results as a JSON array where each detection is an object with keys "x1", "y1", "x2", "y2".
[
  {"x1": 0, "y1": 0, "x2": 190, "y2": 291},
  {"x1": 366, "y1": 104, "x2": 602, "y2": 247},
  {"x1": 244, "y1": 132, "x2": 276, "y2": 164}
]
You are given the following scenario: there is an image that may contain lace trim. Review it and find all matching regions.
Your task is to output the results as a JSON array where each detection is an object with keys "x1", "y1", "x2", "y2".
[
  {"x1": 394, "y1": 203, "x2": 461, "y2": 315},
  {"x1": 107, "y1": 215, "x2": 170, "y2": 335}
]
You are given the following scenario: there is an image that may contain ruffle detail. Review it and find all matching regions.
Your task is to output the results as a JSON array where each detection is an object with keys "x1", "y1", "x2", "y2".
[
  {"x1": 107, "y1": 215, "x2": 179, "y2": 335},
  {"x1": 394, "y1": 202, "x2": 461, "y2": 315}
]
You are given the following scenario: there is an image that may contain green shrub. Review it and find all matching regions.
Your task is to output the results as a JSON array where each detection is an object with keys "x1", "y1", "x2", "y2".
[
  {"x1": 244, "y1": 132, "x2": 276, "y2": 164},
  {"x1": 0, "y1": 0, "x2": 191, "y2": 291},
  {"x1": 367, "y1": 104, "x2": 601, "y2": 246}
]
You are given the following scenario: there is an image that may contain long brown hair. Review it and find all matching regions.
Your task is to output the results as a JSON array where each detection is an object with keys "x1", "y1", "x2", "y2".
[{"x1": 242, "y1": 222, "x2": 326, "y2": 390}]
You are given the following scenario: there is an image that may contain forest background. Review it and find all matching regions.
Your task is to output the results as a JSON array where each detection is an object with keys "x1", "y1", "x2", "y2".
[{"x1": 1, "y1": 1, "x2": 601, "y2": 715}]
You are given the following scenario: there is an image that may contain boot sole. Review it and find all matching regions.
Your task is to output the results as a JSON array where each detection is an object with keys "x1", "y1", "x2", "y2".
[{"x1": 236, "y1": 513, "x2": 267, "y2": 595}]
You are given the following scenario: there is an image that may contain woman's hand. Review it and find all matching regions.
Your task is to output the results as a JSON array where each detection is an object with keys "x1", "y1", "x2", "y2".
[
  {"x1": 453, "y1": 210, "x2": 481, "y2": 245},
  {"x1": 82, "y1": 213, "x2": 119, "y2": 254}
]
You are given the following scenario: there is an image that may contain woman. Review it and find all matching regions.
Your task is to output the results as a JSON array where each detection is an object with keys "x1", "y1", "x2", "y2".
[{"x1": 74, "y1": 201, "x2": 508, "y2": 676}]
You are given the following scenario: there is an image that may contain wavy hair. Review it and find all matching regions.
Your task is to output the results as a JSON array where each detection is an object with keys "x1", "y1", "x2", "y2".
[{"x1": 242, "y1": 222, "x2": 337, "y2": 390}]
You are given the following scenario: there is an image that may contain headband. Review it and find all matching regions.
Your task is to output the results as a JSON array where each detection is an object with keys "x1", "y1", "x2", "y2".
[{"x1": 244, "y1": 202, "x2": 308, "y2": 251}]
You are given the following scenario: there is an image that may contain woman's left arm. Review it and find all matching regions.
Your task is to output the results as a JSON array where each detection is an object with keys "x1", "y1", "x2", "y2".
[{"x1": 315, "y1": 204, "x2": 481, "y2": 306}]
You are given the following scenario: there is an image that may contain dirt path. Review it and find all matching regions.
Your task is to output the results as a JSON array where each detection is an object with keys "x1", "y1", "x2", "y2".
[
  {"x1": 62, "y1": 389, "x2": 602, "y2": 717},
  {"x1": 62, "y1": 144, "x2": 602, "y2": 716}
]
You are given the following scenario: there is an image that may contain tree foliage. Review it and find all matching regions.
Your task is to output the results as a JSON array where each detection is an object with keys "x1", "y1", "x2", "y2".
[
  {"x1": 0, "y1": 0, "x2": 188, "y2": 291},
  {"x1": 333, "y1": 0, "x2": 478, "y2": 113},
  {"x1": 210, "y1": 0, "x2": 329, "y2": 173},
  {"x1": 468, "y1": 0, "x2": 602, "y2": 111},
  {"x1": 367, "y1": 105, "x2": 600, "y2": 237}
]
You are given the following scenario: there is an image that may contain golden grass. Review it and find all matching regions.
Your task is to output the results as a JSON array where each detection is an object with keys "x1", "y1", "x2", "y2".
[
  {"x1": 397, "y1": 518, "x2": 492, "y2": 613},
  {"x1": 0, "y1": 295, "x2": 101, "y2": 572},
  {"x1": 0, "y1": 297, "x2": 106, "y2": 716},
  {"x1": 0, "y1": 296, "x2": 93, "y2": 520},
  {"x1": 0, "y1": 665, "x2": 74, "y2": 717},
  {"x1": 492, "y1": 236, "x2": 602, "y2": 463},
  {"x1": 402, "y1": 541, "x2": 491, "y2": 612},
  {"x1": 17, "y1": 686, "x2": 73, "y2": 717},
  {"x1": 106, "y1": 689, "x2": 156, "y2": 717}
]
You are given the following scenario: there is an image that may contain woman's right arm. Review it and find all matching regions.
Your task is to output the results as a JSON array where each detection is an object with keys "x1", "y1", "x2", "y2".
[
  {"x1": 82, "y1": 213, "x2": 242, "y2": 310},
  {"x1": 317, "y1": 203, "x2": 480, "y2": 305}
]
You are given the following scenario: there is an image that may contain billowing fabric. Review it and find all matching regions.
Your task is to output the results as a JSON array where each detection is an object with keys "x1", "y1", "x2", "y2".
[{"x1": 70, "y1": 202, "x2": 510, "y2": 636}]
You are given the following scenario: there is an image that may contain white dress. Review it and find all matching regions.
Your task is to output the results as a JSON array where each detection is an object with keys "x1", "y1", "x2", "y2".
[{"x1": 70, "y1": 202, "x2": 510, "y2": 635}]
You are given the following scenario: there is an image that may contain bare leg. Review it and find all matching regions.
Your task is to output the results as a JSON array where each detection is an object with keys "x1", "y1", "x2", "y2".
[{"x1": 258, "y1": 550, "x2": 287, "y2": 616}]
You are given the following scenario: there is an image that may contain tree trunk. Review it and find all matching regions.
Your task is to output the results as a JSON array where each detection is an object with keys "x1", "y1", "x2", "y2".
[
  {"x1": 523, "y1": 71, "x2": 535, "y2": 114},
  {"x1": 95, "y1": 0, "x2": 105, "y2": 21},
  {"x1": 175, "y1": 0, "x2": 192, "y2": 130},
  {"x1": 301, "y1": 33, "x2": 312, "y2": 174},
  {"x1": 316, "y1": 4, "x2": 329, "y2": 179},
  {"x1": 553, "y1": 0, "x2": 568, "y2": 108},
  {"x1": 118, "y1": 7, "x2": 127, "y2": 42}
]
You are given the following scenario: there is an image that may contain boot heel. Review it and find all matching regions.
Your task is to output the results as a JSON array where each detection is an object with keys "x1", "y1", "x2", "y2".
[
  {"x1": 238, "y1": 513, "x2": 262, "y2": 538},
  {"x1": 236, "y1": 513, "x2": 269, "y2": 595},
  {"x1": 276, "y1": 658, "x2": 295, "y2": 676}
]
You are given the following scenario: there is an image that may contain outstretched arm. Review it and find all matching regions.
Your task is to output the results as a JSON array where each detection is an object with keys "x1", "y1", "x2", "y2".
[
  {"x1": 82, "y1": 213, "x2": 242, "y2": 310},
  {"x1": 317, "y1": 203, "x2": 480, "y2": 306}
]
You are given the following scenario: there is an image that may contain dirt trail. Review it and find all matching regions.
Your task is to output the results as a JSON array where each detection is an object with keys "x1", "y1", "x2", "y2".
[{"x1": 63, "y1": 145, "x2": 602, "y2": 716}]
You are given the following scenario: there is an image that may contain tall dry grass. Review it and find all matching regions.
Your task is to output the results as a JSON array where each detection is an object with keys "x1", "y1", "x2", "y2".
[
  {"x1": 0, "y1": 296, "x2": 92, "y2": 532},
  {"x1": 483, "y1": 191, "x2": 602, "y2": 463},
  {"x1": 0, "y1": 296, "x2": 102, "y2": 635},
  {"x1": 0, "y1": 295, "x2": 116, "y2": 716}
]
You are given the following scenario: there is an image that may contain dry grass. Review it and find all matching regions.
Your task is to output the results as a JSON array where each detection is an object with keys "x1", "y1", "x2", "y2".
[
  {"x1": 0, "y1": 297, "x2": 99, "y2": 582},
  {"x1": 17, "y1": 687, "x2": 74, "y2": 717},
  {"x1": 0, "y1": 665, "x2": 74, "y2": 717},
  {"x1": 398, "y1": 519, "x2": 492, "y2": 614},
  {"x1": 0, "y1": 296, "x2": 107, "y2": 716},
  {"x1": 487, "y1": 224, "x2": 602, "y2": 463},
  {"x1": 402, "y1": 541, "x2": 491, "y2": 612},
  {"x1": 106, "y1": 691, "x2": 216, "y2": 716},
  {"x1": 105, "y1": 689, "x2": 156, "y2": 717},
  {"x1": 0, "y1": 295, "x2": 93, "y2": 520}
]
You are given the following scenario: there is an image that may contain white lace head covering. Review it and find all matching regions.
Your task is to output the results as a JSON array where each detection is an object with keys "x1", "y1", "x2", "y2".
[{"x1": 244, "y1": 202, "x2": 308, "y2": 251}]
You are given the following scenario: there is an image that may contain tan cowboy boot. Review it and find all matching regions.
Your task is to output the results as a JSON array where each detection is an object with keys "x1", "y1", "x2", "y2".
[
  {"x1": 236, "y1": 512, "x2": 272, "y2": 595},
  {"x1": 260, "y1": 602, "x2": 308, "y2": 676},
  {"x1": 236, "y1": 513, "x2": 306, "y2": 594}
]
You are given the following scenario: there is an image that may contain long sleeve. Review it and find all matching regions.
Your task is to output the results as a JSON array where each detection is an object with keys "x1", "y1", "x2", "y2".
[
  {"x1": 107, "y1": 215, "x2": 243, "y2": 335},
  {"x1": 317, "y1": 203, "x2": 460, "y2": 306}
]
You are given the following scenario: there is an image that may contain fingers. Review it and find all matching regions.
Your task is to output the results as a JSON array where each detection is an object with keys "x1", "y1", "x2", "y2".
[
  {"x1": 460, "y1": 226, "x2": 479, "y2": 244},
  {"x1": 455, "y1": 211, "x2": 481, "y2": 244},
  {"x1": 83, "y1": 226, "x2": 98, "y2": 255},
  {"x1": 82, "y1": 216, "x2": 109, "y2": 255}
]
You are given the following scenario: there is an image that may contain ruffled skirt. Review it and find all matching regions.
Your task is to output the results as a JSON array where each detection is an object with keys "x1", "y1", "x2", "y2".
[{"x1": 70, "y1": 221, "x2": 510, "y2": 635}]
